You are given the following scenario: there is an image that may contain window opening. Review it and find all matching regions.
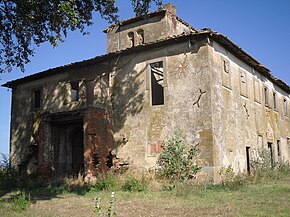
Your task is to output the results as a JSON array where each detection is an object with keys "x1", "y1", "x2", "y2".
[
  {"x1": 277, "y1": 140, "x2": 281, "y2": 157},
  {"x1": 33, "y1": 89, "x2": 41, "y2": 109},
  {"x1": 273, "y1": 92, "x2": 277, "y2": 110},
  {"x1": 106, "y1": 151, "x2": 114, "y2": 168},
  {"x1": 128, "y1": 32, "x2": 134, "y2": 47},
  {"x1": 221, "y1": 59, "x2": 231, "y2": 89},
  {"x1": 136, "y1": 29, "x2": 144, "y2": 45},
  {"x1": 240, "y1": 70, "x2": 247, "y2": 97},
  {"x1": 254, "y1": 79, "x2": 260, "y2": 103},
  {"x1": 223, "y1": 60, "x2": 230, "y2": 73},
  {"x1": 71, "y1": 81, "x2": 79, "y2": 102},
  {"x1": 284, "y1": 98, "x2": 288, "y2": 116},
  {"x1": 246, "y1": 147, "x2": 251, "y2": 175},
  {"x1": 150, "y1": 61, "x2": 164, "y2": 105},
  {"x1": 268, "y1": 142, "x2": 274, "y2": 168},
  {"x1": 264, "y1": 86, "x2": 269, "y2": 106},
  {"x1": 86, "y1": 80, "x2": 95, "y2": 105}
]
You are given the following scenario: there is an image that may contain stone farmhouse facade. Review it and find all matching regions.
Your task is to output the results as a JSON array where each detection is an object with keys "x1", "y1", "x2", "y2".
[{"x1": 3, "y1": 4, "x2": 290, "y2": 182}]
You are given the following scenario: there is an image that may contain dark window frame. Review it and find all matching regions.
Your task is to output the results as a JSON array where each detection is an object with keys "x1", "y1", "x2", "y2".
[
  {"x1": 70, "y1": 81, "x2": 80, "y2": 102},
  {"x1": 273, "y1": 92, "x2": 277, "y2": 110},
  {"x1": 284, "y1": 98, "x2": 288, "y2": 116},
  {"x1": 32, "y1": 88, "x2": 42, "y2": 110},
  {"x1": 150, "y1": 61, "x2": 164, "y2": 106},
  {"x1": 264, "y1": 86, "x2": 269, "y2": 107}
]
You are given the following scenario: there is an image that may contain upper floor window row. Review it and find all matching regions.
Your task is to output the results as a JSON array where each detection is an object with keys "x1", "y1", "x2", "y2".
[
  {"x1": 128, "y1": 29, "x2": 144, "y2": 48},
  {"x1": 220, "y1": 58, "x2": 289, "y2": 115}
]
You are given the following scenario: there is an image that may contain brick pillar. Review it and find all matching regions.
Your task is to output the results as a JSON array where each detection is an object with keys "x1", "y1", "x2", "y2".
[
  {"x1": 36, "y1": 118, "x2": 52, "y2": 181},
  {"x1": 83, "y1": 108, "x2": 114, "y2": 181}
]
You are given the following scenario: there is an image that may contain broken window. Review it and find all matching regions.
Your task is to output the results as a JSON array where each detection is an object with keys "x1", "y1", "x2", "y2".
[
  {"x1": 136, "y1": 29, "x2": 144, "y2": 45},
  {"x1": 240, "y1": 70, "x2": 247, "y2": 97},
  {"x1": 128, "y1": 32, "x2": 134, "y2": 47},
  {"x1": 221, "y1": 59, "x2": 231, "y2": 89},
  {"x1": 284, "y1": 98, "x2": 288, "y2": 116},
  {"x1": 32, "y1": 89, "x2": 42, "y2": 109},
  {"x1": 273, "y1": 92, "x2": 277, "y2": 110},
  {"x1": 264, "y1": 86, "x2": 269, "y2": 106},
  {"x1": 150, "y1": 61, "x2": 164, "y2": 106},
  {"x1": 70, "y1": 81, "x2": 79, "y2": 102}
]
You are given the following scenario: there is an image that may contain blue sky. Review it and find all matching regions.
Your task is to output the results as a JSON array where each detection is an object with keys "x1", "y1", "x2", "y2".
[{"x1": 1, "y1": 0, "x2": 290, "y2": 155}]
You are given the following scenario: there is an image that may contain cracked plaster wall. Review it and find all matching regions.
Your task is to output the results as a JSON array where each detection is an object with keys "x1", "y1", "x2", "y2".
[{"x1": 210, "y1": 41, "x2": 290, "y2": 181}]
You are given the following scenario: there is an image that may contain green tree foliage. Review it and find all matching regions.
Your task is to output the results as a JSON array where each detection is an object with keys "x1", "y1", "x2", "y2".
[
  {"x1": 157, "y1": 134, "x2": 201, "y2": 181},
  {"x1": 0, "y1": 0, "x2": 162, "y2": 73}
]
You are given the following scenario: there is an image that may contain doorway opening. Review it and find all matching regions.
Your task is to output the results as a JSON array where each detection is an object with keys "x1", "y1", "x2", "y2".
[
  {"x1": 246, "y1": 147, "x2": 251, "y2": 175},
  {"x1": 267, "y1": 142, "x2": 274, "y2": 168},
  {"x1": 52, "y1": 119, "x2": 84, "y2": 177}
]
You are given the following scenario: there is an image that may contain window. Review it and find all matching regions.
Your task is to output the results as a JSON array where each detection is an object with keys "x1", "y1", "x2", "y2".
[
  {"x1": 284, "y1": 98, "x2": 288, "y2": 116},
  {"x1": 221, "y1": 59, "x2": 231, "y2": 89},
  {"x1": 264, "y1": 86, "x2": 269, "y2": 106},
  {"x1": 86, "y1": 80, "x2": 95, "y2": 105},
  {"x1": 240, "y1": 70, "x2": 247, "y2": 97},
  {"x1": 128, "y1": 32, "x2": 134, "y2": 48},
  {"x1": 150, "y1": 61, "x2": 164, "y2": 105},
  {"x1": 277, "y1": 140, "x2": 281, "y2": 157},
  {"x1": 268, "y1": 142, "x2": 274, "y2": 168},
  {"x1": 32, "y1": 89, "x2": 42, "y2": 109},
  {"x1": 136, "y1": 29, "x2": 144, "y2": 45},
  {"x1": 273, "y1": 92, "x2": 277, "y2": 110},
  {"x1": 254, "y1": 78, "x2": 260, "y2": 103},
  {"x1": 246, "y1": 147, "x2": 251, "y2": 175},
  {"x1": 70, "y1": 81, "x2": 79, "y2": 102}
]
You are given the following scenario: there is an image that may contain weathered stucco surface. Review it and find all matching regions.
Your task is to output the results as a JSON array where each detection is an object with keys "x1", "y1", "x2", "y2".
[{"x1": 4, "y1": 4, "x2": 290, "y2": 182}]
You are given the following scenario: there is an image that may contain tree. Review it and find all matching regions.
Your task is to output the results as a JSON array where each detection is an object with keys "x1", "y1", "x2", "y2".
[{"x1": 0, "y1": 0, "x2": 162, "y2": 73}]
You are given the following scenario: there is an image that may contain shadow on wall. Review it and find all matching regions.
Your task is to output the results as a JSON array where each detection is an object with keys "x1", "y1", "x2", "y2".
[{"x1": 111, "y1": 59, "x2": 145, "y2": 134}]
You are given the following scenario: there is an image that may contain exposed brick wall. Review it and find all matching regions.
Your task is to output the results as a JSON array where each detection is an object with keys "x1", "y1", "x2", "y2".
[{"x1": 83, "y1": 108, "x2": 114, "y2": 178}]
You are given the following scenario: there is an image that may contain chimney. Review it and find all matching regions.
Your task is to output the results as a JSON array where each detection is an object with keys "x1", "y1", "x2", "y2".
[{"x1": 164, "y1": 3, "x2": 176, "y2": 16}]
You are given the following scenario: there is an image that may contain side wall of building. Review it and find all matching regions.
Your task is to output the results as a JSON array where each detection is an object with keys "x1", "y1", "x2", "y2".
[
  {"x1": 209, "y1": 41, "x2": 290, "y2": 179},
  {"x1": 9, "y1": 63, "x2": 113, "y2": 178},
  {"x1": 112, "y1": 37, "x2": 215, "y2": 179}
]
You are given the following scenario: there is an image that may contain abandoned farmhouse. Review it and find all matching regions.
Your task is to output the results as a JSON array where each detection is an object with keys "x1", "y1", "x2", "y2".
[{"x1": 2, "y1": 4, "x2": 290, "y2": 182}]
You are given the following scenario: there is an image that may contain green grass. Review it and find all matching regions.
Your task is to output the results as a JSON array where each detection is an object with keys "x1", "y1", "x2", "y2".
[{"x1": 0, "y1": 174, "x2": 289, "y2": 217}]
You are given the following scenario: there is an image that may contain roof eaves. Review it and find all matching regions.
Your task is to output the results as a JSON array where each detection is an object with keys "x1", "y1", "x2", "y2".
[
  {"x1": 1, "y1": 32, "x2": 205, "y2": 89},
  {"x1": 103, "y1": 9, "x2": 166, "y2": 33},
  {"x1": 209, "y1": 32, "x2": 290, "y2": 93}
]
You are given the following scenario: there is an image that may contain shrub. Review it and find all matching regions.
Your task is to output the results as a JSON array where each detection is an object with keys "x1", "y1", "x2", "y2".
[
  {"x1": 0, "y1": 153, "x2": 15, "y2": 189},
  {"x1": 13, "y1": 191, "x2": 30, "y2": 212},
  {"x1": 157, "y1": 134, "x2": 201, "y2": 181},
  {"x1": 218, "y1": 165, "x2": 245, "y2": 190},
  {"x1": 94, "y1": 173, "x2": 119, "y2": 191},
  {"x1": 122, "y1": 176, "x2": 147, "y2": 192},
  {"x1": 251, "y1": 148, "x2": 290, "y2": 181}
]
